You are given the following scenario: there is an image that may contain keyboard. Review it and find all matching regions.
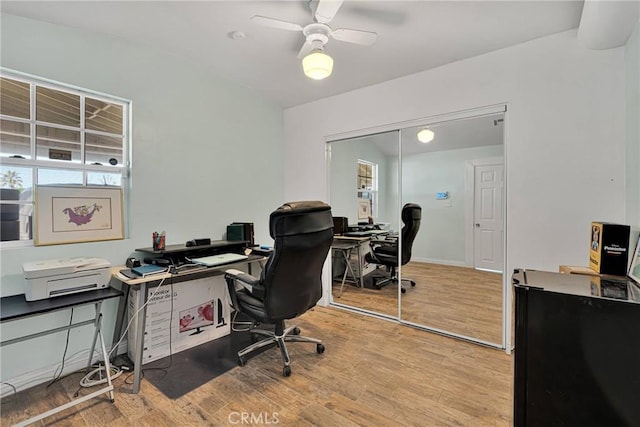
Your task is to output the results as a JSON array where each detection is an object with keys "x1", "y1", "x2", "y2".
[{"x1": 190, "y1": 253, "x2": 248, "y2": 267}]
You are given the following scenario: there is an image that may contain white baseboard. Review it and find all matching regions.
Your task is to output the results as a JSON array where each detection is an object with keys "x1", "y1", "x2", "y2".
[
  {"x1": 411, "y1": 257, "x2": 469, "y2": 268},
  {"x1": 0, "y1": 341, "x2": 127, "y2": 398}
]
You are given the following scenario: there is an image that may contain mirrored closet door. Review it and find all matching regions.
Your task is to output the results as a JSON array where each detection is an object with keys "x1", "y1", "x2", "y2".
[
  {"x1": 327, "y1": 107, "x2": 507, "y2": 348},
  {"x1": 399, "y1": 112, "x2": 505, "y2": 346},
  {"x1": 328, "y1": 130, "x2": 400, "y2": 318}
]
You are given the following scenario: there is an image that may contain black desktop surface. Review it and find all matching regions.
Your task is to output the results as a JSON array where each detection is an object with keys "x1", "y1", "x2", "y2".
[
  {"x1": 136, "y1": 240, "x2": 248, "y2": 256},
  {"x1": 1, "y1": 287, "x2": 123, "y2": 322},
  {"x1": 343, "y1": 231, "x2": 376, "y2": 237},
  {"x1": 348, "y1": 223, "x2": 385, "y2": 232}
]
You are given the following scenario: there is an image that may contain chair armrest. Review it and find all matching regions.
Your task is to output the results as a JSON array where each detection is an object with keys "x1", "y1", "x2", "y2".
[
  {"x1": 369, "y1": 239, "x2": 397, "y2": 249},
  {"x1": 367, "y1": 238, "x2": 398, "y2": 265},
  {"x1": 225, "y1": 269, "x2": 265, "y2": 300}
]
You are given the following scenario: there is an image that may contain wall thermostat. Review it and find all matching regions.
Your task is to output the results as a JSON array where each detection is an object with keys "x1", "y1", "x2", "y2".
[{"x1": 436, "y1": 192, "x2": 449, "y2": 200}]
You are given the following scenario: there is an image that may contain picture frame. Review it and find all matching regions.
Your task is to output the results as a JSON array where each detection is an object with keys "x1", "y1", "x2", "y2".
[
  {"x1": 628, "y1": 236, "x2": 640, "y2": 284},
  {"x1": 35, "y1": 186, "x2": 124, "y2": 246},
  {"x1": 357, "y1": 197, "x2": 372, "y2": 220}
]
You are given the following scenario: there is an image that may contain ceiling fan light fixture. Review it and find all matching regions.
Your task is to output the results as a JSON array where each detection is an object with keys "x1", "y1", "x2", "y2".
[
  {"x1": 302, "y1": 51, "x2": 333, "y2": 80},
  {"x1": 417, "y1": 128, "x2": 435, "y2": 143}
]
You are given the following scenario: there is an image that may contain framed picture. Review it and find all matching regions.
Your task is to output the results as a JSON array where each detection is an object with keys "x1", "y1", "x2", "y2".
[
  {"x1": 35, "y1": 186, "x2": 124, "y2": 246},
  {"x1": 628, "y1": 236, "x2": 640, "y2": 284},
  {"x1": 357, "y1": 197, "x2": 372, "y2": 220}
]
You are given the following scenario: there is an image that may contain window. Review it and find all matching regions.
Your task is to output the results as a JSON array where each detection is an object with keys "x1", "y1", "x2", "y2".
[
  {"x1": 0, "y1": 69, "x2": 130, "y2": 246},
  {"x1": 357, "y1": 159, "x2": 377, "y2": 220}
]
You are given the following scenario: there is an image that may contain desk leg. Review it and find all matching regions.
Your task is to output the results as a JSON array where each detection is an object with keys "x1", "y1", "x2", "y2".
[
  {"x1": 87, "y1": 301, "x2": 102, "y2": 371},
  {"x1": 338, "y1": 249, "x2": 358, "y2": 298},
  {"x1": 96, "y1": 313, "x2": 115, "y2": 402},
  {"x1": 132, "y1": 282, "x2": 147, "y2": 394},
  {"x1": 111, "y1": 286, "x2": 129, "y2": 357},
  {"x1": 87, "y1": 301, "x2": 115, "y2": 401},
  {"x1": 356, "y1": 244, "x2": 364, "y2": 288},
  {"x1": 338, "y1": 250, "x2": 349, "y2": 298}
]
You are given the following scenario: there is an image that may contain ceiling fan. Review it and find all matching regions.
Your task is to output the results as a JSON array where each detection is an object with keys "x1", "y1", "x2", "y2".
[{"x1": 251, "y1": 0, "x2": 377, "y2": 80}]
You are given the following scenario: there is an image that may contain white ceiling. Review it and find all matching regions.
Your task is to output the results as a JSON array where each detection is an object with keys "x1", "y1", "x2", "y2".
[{"x1": 1, "y1": 1, "x2": 584, "y2": 108}]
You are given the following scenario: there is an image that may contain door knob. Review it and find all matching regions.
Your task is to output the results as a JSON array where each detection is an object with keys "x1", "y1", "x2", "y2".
[{"x1": 475, "y1": 223, "x2": 480, "y2": 227}]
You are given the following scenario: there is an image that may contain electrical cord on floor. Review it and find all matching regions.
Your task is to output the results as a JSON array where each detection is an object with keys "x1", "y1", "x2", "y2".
[
  {"x1": 72, "y1": 363, "x2": 125, "y2": 398},
  {"x1": 79, "y1": 365, "x2": 123, "y2": 388},
  {"x1": 1, "y1": 382, "x2": 17, "y2": 402},
  {"x1": 47, "y1": 308, "x2": 74, "y2": 388}
]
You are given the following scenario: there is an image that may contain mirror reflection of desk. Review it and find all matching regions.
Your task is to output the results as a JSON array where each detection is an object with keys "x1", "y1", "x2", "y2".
[{"x1": 332, "y1": 231, "x2": 390, "y2": 288}]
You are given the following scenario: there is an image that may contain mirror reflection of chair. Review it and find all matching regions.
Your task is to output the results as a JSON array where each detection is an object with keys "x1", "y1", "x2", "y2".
[
  {"x1": 365, "y1": 203, "x2": 422, "y2": 294},
  {"x1": 224, "y1": 201, "x2": 333, "y2": 377}
]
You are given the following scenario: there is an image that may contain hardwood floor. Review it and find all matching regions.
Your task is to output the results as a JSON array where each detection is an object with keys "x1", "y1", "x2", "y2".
[
  {"x1": 333, "y1": 262, "x2": 503, "y2": 344},
  {"x1": 0, "y1": 306, "x2": 513, "y2": 426}
]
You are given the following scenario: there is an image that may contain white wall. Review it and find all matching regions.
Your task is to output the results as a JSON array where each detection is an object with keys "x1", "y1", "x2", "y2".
[
  {"x1": 284, "y1": 29, "x2": 626, "y2": 304},
  {"x1": 329, "y1": 136, "x2": 395, "y2": 224},
  {"x1": 403, "y1": 145, "x2": 504, "y2": 265},
  {"x1": 626, "y1": 21, "x2": 640, "y2": 227},
  {"x1": 0, "y1": 14, "x2": 284, "y2": 389}
]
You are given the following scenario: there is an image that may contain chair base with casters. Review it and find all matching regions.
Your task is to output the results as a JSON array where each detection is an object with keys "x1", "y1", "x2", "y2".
[
  {"x1": 222, "y1": 200, "x2": 334, "y2": 377},
  {"x1": 365, "y1": 203, "x2": 422, "y2": 295},
  {"x1": 236, "y1": 318, "x2": 325, "y2": 377},
  {"x1": 372, "y1": 265, "x2": 416, "y2": 294}
]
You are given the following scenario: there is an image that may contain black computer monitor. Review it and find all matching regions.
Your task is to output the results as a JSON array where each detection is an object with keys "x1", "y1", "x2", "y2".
[{"x1": 332, "y1": 216, "x2": 348, "y2": 235}]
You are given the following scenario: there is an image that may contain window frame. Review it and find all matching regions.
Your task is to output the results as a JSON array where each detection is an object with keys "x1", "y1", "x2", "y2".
[
  {"x1": 356, "y1": 159, "x2": 378, "y2": 220},
  {"x1": 0, "y1": 68, "x2": 131, "y2": 248}
]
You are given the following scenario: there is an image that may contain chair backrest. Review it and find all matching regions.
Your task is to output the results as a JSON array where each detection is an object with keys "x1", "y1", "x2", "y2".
[
  {"x1": 261, "y1": 201, "x2": 334, "y2": 320},
  {"x1": 400, "y1": 203, "x2": 422, "y2": 265}
]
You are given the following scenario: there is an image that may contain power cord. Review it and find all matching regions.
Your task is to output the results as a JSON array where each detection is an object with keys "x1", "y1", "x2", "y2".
[
  {"x1": 109, "y1": 261, "x2": 177, "y2": 386},
  {"x1": 79, "y1": 364, "x2": 123, "y2": 388},
  {"x1": 47, "y1": 308, "x2": 74, "y2": 387},
  {"x1": 108, "y1": 272, "x2": 172, "y2": 359}
]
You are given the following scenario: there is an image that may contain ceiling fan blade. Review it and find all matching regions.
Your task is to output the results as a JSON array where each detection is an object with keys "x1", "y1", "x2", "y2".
[
  {"x1": 314, "y1": 0, "x2": 344, "y2": 24},
  {"x1": 297, "y1": 41, "x2": 315, "y2": 59},
  {"x1": 250, "y1": 15, "x2": 303, "y2": 32},
  {"x1": 331, "y1": 28, "x2": 377, "y2": 45}
]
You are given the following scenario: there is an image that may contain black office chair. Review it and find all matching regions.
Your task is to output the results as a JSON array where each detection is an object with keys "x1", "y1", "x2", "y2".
[
  {"x1": 364, "y1": 203, "x2": 421, "y2": 294},
  {"x1": 224, "y1": 201, "x2": 333, "y2": 377}
]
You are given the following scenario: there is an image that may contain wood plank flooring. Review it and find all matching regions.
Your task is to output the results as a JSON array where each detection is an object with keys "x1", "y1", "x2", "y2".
[
  {"x1": 0, "y1": 306, "x2": 513, "y2": 426},
  {"x1": 332, "y1": 262, "x2": 503, "y2": 344}
]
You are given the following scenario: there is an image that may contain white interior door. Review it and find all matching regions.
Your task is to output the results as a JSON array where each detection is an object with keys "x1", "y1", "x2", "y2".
[{"x1": 474, "y1": 164, "x2": 504, "y2": 272}]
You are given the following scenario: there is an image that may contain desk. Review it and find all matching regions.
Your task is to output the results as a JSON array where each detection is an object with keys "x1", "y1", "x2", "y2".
[
  {"x1": 0, "y1": 287, "x2": 122, "y2": 427},
  {"x1": 512, "y1": 269, "x2": 640, "y2": 426},
  {"x1": 113, "y1": 254, "x2": 264, "y2": 394},
  {"x1": 331, "y1": 240, "x2": 360, "y2": 297},
  {"x1": 333, "y1": 233, "x2": 389, "y2": 287}
]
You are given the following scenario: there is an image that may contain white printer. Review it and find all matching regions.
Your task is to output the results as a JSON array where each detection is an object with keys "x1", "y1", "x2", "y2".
[{"x1": 23, "y1": 257, "x2": 112, "y2": 301}]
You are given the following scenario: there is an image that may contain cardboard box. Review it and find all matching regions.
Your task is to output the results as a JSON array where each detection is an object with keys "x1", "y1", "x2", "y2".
[
  {"x1": 559, "y1": 265, "x2": 626, "y2": 279},
  {"x1": 589, "y1": 222, "x2": 632, "y2": 276},
  {"x1": 559, "y1": 265, "x2": 600, "y2": 276},
  {"x1": 127, "y1": 276, "x2": 230, "y2": 365}
]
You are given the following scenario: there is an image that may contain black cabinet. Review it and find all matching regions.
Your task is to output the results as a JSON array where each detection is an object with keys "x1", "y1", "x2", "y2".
[{"x1": 513, "y1": 270, "x2": 640, "y2": 427}]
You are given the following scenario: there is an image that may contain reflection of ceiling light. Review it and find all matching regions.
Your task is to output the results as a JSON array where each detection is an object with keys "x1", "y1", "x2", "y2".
[
  {"x1": 417, "y1": 128, "x2": 434, "y2": 143},
  {"x1": 302, "y1": 51, "x2": 333, "y2": 80}
]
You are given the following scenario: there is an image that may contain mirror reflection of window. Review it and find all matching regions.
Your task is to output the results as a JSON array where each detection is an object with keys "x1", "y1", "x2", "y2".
[{"x1": 357, "y1": 159, "x2": 377, "y2": 219}]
